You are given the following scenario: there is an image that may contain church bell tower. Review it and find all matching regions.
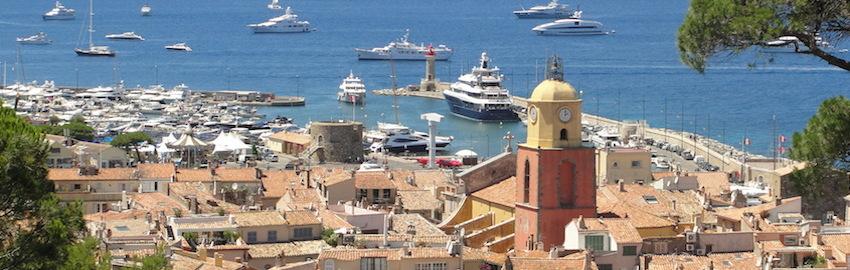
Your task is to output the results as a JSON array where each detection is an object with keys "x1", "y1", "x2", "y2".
[{"x1": 514, "y1": 55, "x2": 597, "y2": 251}]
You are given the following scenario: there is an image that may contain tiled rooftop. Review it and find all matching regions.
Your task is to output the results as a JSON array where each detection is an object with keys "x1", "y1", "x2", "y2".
[
  {"x1": 247, "y1": 240, "x2": 328, "y2": 258},
  {"x1": 354, "y1": 171, "x2": 397, "y2": 189},
  {"x1": 470, "y1": 176, "x2": 516, "y2": 208}
]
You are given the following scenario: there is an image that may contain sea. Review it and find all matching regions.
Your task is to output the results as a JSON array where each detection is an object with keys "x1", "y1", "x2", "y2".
[{"x1": 1, "y1": 0, "x2": 848, "y2": 158}]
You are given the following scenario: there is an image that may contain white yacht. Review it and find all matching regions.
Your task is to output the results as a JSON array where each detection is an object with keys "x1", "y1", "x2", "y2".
[
  {"x1": 75, "y1": 0, "x2": 115, "y2": 57},
  {"x1": 513, "y1": 0, "x2": 574, "y2": 19},
  {"x1": 268, "y1": 0, "x2": 282, "y2": 10},
  {"x1": 442, "y1": 52, "x2": 518, "y2": 121},
  {"x1": 165, "y1": 43, "x2": 192, "y2": 51},
  {"x1": 337, "y1": 71, "x2": 366, "y2": 104},
  {"x1": 355, "y1": 29, "x2": 452, "y2": 61},
  {"x1": 140, "y1": 4, "x2": 151, "y2": 16},
  {"x1": 17, "y1": 32, "x2": 52, "y2": 45},
  {"x1": 531, "y1": 13, "x2": 610, "y2": 35},
  {"x1": 106, "y1": 32, "x2": 145, "y2": 41},
  {"x1": 248, "y1": 7, "x2": 313, "y2": 33},
  {"x1": 43, "y1": 1, "x2": 75, "y2": 20}
]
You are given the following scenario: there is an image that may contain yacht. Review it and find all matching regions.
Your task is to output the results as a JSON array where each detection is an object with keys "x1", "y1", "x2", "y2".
[
  {"x1": 760, "y1": 36, "x2": 830, "y2": 52},
  {"x1": 268, "y1": 0, "x2": 282, "y2": 10},
  {"x1": 531, "y1": 13, "x2": 610, "y2": 35},
  {"x1": 247, "y1": 7, "x2": 313, "y2": 33},
  {"x1": 17, "y1": 32, "x2": 52, "y2": 45},
  {"x1": 442, "y1": 52, "x2": 519, "y2": 121},
  {"x1": 75, "y1": 0, "x2": 115, "y2": 57},
  {"x1": 337, "y1": 71, "x2": 366, "y2": 104},
  {"x1": 165, "y1": 43, "x2": 192, "y2": 51},
  {"x1": 355, "y1": 29, "x2": 452, "y2": 61},
  {"x1": 370, "y1": 133, "x2": 451, "y2": 154},
  {"x1": 140, "y1": 4, "x2": 151, "y2": 16},
  {"x1": 43, "y1": 1, "x2": 75, "y2": 20},
  {"x1": 513, "y1": 0, "x2": 574, "y2": 19},
  {"x1": 105, "y1": 32, "x2": 145, "y2": 41}
]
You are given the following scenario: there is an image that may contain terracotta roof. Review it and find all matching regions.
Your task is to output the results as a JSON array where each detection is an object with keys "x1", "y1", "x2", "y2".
[
  {"x1": 279, "y1": 189, "x2": 322, "y2": 210},
  {"x1": 397, "y1": 190, "x2": 441, "y2": 211},
  {"x1": 596, "y1": 202, "x2": 675, "y2": 228},
  {"x1": 269, "y1": 260, "x2": 316, "y2": 270},
  {"x1": 127, "y1": 192, "x2": 188, "y2": 216},
  {"x1": 262, "y1": 170, "x2": 300, "y2": 198},
  {"x1": 168, "y1": 182, "x2": 241, "y2": 213},
  {"x1": 713, "y1": 198, "x2": 801, "y2": 222},
  {"x1": 170, "y1": 252, "x2": 246, "y2": 270},
  {"x1": 598, "y1": 184, "x2": 703, "y2": 224},
  {"x1": 137, "y1": 163, "x2": 175, "y2": 180},
  {"x1": 322, "y1": 171, "x2": 353, "y2": 186},
  {"x1": 268, "y1": 132, "x2": 312, "y2": 145},
  {"x1": 510, "y1": 250, "x2": 595, "y2": 270},
  {"x1": 175, "y1": 169, "x2": 213, "y2": 182},
  {"x1": 318, "y1": 247, "x2": 454, "y2": 261},
  {"x1": 284, "y1": 210, "x2": 322, "y2": 226},
  {"x1": 470, "y1": 177, "x2": 516, "y2": 208},
  {"x1": 48, "y1": 168, "x2": 138, "y2": 181},
  {"x1": 647, "y1": 252, "x2": 757, "y2": 270},
  {"x1": 232, "y1": 211, "x2": 287, "y2": 227},
  {"x1": 389, "y1": 214, "x2": 446, "y2": 236},
  {"x1": 821, "y1": 234, "x2": 850, "y2": 255},
  {"x1": 579, "y1": 218, "x2": 642, "y2": 243},
  {"x1": 317, "y1": 208, "x2": 354, "y2": 230},
  {"x1": 248, "y1": 240, "x2": 328, "y2": 258},
  {"x1": 354, "y1": 234, "x2": 452, "y2": 244},
  {"x1": 462, "y1": 247, "x2": 507, "y2": 265},
  {"x1": 215, "y1": 168, "x2": 260, "y2": 182},
  {"x1": 354, "y1": 171, "x2": 397, "y2": 189}
]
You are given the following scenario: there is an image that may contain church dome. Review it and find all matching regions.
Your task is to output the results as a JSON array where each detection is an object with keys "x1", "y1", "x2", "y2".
[{"x1": 529, "y1": 79, "x2": 578, "y2": 101}]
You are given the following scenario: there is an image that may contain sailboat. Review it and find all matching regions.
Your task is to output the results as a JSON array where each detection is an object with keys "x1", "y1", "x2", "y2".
[
  {"x1": 75, "y1": 0, "x2": 115, "y2": 57},
  {"x1": 268, "y1": 0, "x2": 282, "y2": 10}
]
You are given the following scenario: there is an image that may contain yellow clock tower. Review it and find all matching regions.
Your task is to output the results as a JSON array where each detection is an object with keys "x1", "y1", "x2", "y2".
[{"x1": 523, "y1": 56, "x2": 583, "y2": 149}]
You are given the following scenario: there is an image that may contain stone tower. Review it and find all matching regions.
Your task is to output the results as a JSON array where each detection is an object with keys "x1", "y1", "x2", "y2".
[
  {"x1": 419, "y1": 45, "x2": 438, "y2": 91},
  {"x1": 514, "y1": 55, "x2": 597, "y2": 251}
]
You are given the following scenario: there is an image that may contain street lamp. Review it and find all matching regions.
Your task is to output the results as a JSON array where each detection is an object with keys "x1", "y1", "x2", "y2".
[{"x1": 420, "y1": 113, "x2": 444, "y2": 169}]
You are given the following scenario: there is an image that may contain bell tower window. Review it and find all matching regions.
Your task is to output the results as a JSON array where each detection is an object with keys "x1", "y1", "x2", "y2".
[
  {"x1": 523, "y1": 160, "x2": 530, "y2": 203},
  {"x1": 560, "y1": 129, "x2": 568, "y2": 141}
]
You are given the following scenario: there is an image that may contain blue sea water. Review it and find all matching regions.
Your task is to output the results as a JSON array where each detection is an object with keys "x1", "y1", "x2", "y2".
[{"x1": 1, "y1": 0, "x2": 848, "y2": 157}]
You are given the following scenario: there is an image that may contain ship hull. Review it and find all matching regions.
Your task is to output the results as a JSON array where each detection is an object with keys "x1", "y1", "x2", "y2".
[
  {"x1": 356, "y1": 49, "x2": 451, "y2": 61},
  {"x1": 250, "y1": 26, "x2": 312, "y2": 33},
  {"x1": 444, "y1": 94, "x2": 519, "y2": 121},
  {"x1": 337, "y1": 92, "x2": 365, "y2": 104},
  {"x1": 75, "y1": 48, "x2": 115, "y2": 57},
  {"x1": 43, "y1": 14, "x2": 74, "y2": 20}
]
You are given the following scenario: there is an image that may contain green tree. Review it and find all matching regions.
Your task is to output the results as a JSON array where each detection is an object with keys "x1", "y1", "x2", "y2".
[
  {"x1": 111, "y1": 132, "x2": 154, "y2": 163},
  {"x1": 40, "y1": 116, "x2": 95, "y2": 141},
  {"x1": 60, "y1": 237, "x2": 111, "y2": 270},
  {"x1": 678, "y1": 0, "x2": 850, "y2": 72},
  {"x1": 321, "y1": 229, "x2": 339, "y2": 247},
  {"x1": 789, "y1": 96, "x2": 850, "y2": 217},
  {"x1": 132, "y1": 245, "x2": 170, "y2": 270}
]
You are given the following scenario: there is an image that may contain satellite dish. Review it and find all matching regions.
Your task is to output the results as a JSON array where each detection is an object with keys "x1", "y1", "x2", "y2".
[{"x1": 231, "y1": 183, "x2": 239, "y2": 190}]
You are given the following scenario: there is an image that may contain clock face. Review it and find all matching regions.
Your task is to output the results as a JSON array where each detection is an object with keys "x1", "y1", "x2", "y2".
[
  {"x1": 558, "y1": 107, "x2": 572, "y2": 123},
  {"x1": 528, "y1": 106, "x2": 538, "y2": 124}
]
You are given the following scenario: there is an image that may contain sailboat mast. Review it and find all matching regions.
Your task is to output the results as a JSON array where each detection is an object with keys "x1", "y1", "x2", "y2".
[
  {"x1": 88, "y1": 0, "x2": 93, "y2": 48},
  {"x1": 389, "y1": 57, "x2": 400, "y2": 124}
]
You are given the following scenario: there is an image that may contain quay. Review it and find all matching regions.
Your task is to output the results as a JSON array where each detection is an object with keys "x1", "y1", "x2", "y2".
[{"x1": 56, "y1": 86, "x2": 306, "y2": 106}]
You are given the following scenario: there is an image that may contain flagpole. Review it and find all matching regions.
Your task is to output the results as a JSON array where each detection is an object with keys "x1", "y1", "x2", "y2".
[{"x1": 772, "y1": 114, "x2": 777, "y2": 170}]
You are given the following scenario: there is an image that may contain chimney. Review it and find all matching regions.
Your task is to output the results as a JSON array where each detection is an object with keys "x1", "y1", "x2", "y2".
[
  {"x1": 548, "y1": 246, "x2": 559, "y2": 259},
  {"x1": 693, "y1": 214, "x2": 703, "y2": 233},
  {"x1": 671, "y1": 199, "x2": 677, "y2": 211},
  {"x1": 618, "y1": 179, "x2": 625, "y2": 192},
  {"x1": 214, "y1": 253, "x2": 223, "y2": 267}
]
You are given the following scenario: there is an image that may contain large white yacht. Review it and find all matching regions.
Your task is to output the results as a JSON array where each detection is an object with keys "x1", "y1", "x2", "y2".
[
  {"x1": 17, "y1": 32, "x2": 52, "y2": 45},
  {"x1": 355, "y1": 29, "x2": 452, "y2": 61},
  {"x1": 75, "y1": 0, "x2": 115, "y2": 57},
  {"x1": 106, "y1": 32, "x2": 145, "y2": 41},
  {"x1": 442, "y1": 52, "x2": 518, "y2": 121},
  {"x1": 513, "y1": 0, "x2": 574, "y2": 19},
  {"x1": 337, "y1": 71, "x2": 366, "y2": 104},
  {"x1": 43, "y1": 1, "x2": 75, "y2": 20},
  {"x1": 531, "y1": 12, "x2": 610, "y2": 35},
  {"x1": 247, "y1": 7, "x2": 313, "y2": 33}
]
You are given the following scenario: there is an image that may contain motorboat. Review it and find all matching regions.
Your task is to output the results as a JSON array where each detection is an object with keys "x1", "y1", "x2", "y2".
[
  {"x1": 140, "y1": 4, "x2": 151, "y2": 16},
  {"x1": 370, "y1": 133, "x2": 451, "y2": 154},
  {"x1": 760, "y1": 36, "x2": 829, "y2": 52},
  {"x1": 75, "y1": 0, "x2": 115, "y2": 57},
  {"x1": 165, "y1": 43, "x2": 192, "y2": 51},
  {"x1": 531, "y1": 12, "x2": 610, "y2": 36},
  {"x1": 248, "y1": 7, "x2": 313, "y2": 33},
  {"x1": 17, "y1": 32, "x2": 52, "y2": 45},
  {"x1": 443, "y1": 52, "x2": 519, "y2": 121},
  {"x1": 43, "y1": 1, "x2": 75, "y2": 20},
  {"x1": 355, "y1": 29, "x2": 452, "y2": 60},
  {"x1": 337, "y1": 71, "x2": 366, "y2": 104},
  {"x1": 513, "y1": 0, "x2": 574, "y2": 19},
  {"x1": 106, "y1": 32, "x2": 145, "y2": 41},
  {"x1": 268, "y1": 0, "x2": 282, "y2": 10}
]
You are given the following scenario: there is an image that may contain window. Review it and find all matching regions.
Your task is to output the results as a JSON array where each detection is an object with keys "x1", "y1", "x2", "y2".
[
  {"x1": 294, "y1": 228, "x2": 313, "y2": 239},
  {"x1": 585, "y1": 235, "x2": 604, "y2": 251},
  {"x1": 268, "y1": 230, "x2": 277, "y2": 242},
  {"x1": 74, "y1": 184, "x2": 82, "y2": 190},
  {"x1": 523, "y1": 160, "x2": 530, "y2": 203},
  {"x1": 121, "y1": 183, "x2": 126, "y2": 191},
  {"x1": 358, "y1": 189, "x2": 367, "y2": 200},
  {"x1": 372, "y1": 189, "x2": 380, "y2": 199},
  {"x1": 597, "y1": 264, "x2": 612, "y2": 270},
  {"x1": 783, "y1": 236, "x2": 798, "y2": 246},
  {"x1": 612, "y1": 162, "x2": 618, "y2": 168},
  {"x1": 382, "y1": 189, "x2": 391, "y2": 199},
  {"x1": 622, "y1": 245, "x2": 637, "y2": 256},
  {"x1": 247, "y1": 231, "x2": 257, "y2": 243},
  {"x1": 415, "y1": 263, "x2": 447, "y2": 270},
  {"x1": 360, "y1": 257, "x2": 387, "y2": 270},
  {"x1": 643, "y1": 195, "x2": 658, "y2": 204},
  {"x1": 324, "y1": 258, "x2": 336, "y2": 270},
  {"x1": 560, "y1": 129, "x2": 568, "y2": 140},
  {"x1": 50, "y1": 147, "x2": 60, "y2": 153},
  {"x1": 631, "y1": 160, "x2": 641, "y2": 168}
]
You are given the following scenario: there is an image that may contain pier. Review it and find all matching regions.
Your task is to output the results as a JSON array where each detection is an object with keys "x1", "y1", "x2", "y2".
[{"x1": 55, "y1": 86, "x2": 306, "y2": 106}]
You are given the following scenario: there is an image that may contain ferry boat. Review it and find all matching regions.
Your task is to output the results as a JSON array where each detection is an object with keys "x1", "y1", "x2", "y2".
[
  {"x1": 442, "y1": 52, "x2": 519, "y2": 121},
  {"x1": 531, "y1": 13, "x2": 610, "y2": 36},
  {"x1": 140, "y1": 4, "x2": 151, "y2": 16},
  {"x1": 17, "y1": 32, "x2": 52, "y2": 45},
  {"x1": 43, "y1": 1, "x2": 75, "y2": 20},
  {"x1": 165, "y1": 43, "x2": 192, "y2": 51},
  {"x1": 75, "y1": 0, "x2": 115, "y2": 57},
  {"x1": 105, "y1": 32, "x2": 145, "y2": 41},
  {"x1": 337, "y1": 71, "x2": 366, "y2": 104},
  {"x1": 247, "y1": 7, "x2": 313, "y2": 33},
  {"x1": 513, "y1": 0, "x2": 574, "y2": 19},
  {"x1": 355, "y1": 29, "x2": 452, "y2": 61}
]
